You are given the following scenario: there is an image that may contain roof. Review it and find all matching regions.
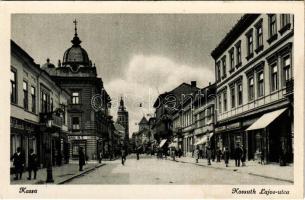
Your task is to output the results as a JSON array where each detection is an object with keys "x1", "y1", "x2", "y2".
[
  {"x1": 211, "y1": 14, "x2": 260, "y2": 60},
  {"x1": 153, "y1": 82, "x2": 199, "y2": 108},
  {"x1": 139, "y1": 116, "x2": 148, "y2": 125}
]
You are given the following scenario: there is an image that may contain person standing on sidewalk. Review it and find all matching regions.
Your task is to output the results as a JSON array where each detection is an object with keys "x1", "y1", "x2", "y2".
[
  {"x1": 206, "y1": 144, "x2": 212, "y2": 165},
  {"x1": 79, "y1": 147, "x2": 85, "y2": 171},
  {"x1": 121, "y1": 147, "x2": 126, "y2": 165},
  {"x1": 27, "y1": 149, "x2": 37, "y2": 180},
  {"x1": 223, "y1": 147, "x2": 229, "y2": 167},
  {"x1": 234, "y1": 143, "x2": 243, "y2": 167},
  {"x1": 241, "y1": 146, "x2": 247, "y2": 167},
  {"x1": 194, "y1": 146, "x2": 199, "y2": 163},
  {"x1": 11, "y1": 147, "x2": 25, "y2": 180}
]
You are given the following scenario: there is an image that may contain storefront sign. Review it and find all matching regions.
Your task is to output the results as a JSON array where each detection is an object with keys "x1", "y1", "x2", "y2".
[{"x1": 227, "y1": 122, "x2": 241, "y2": 130}]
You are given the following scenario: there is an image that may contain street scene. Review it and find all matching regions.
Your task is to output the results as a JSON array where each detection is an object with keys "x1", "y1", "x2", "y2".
[{"x1": 10, "y1": 13, "x2": 294, "y2": 185}]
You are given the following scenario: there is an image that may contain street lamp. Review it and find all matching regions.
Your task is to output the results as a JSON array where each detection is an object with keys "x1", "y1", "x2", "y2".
[{"x1": 46, "y1": 117, "x2": 54, "y2": 183}]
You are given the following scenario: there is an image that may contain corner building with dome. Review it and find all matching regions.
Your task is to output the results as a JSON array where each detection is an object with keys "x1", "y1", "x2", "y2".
[{"x1": 43, "y1": 23, "x2": 113, "y2": 161}]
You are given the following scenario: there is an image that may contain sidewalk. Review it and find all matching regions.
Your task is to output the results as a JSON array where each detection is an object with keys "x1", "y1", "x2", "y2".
[
  {"x1": 171, "y1": 156, "x2": 293, "y2": 183},
  {"x1": 11, "y1": 162, "x2": 104, "y2": 185}
]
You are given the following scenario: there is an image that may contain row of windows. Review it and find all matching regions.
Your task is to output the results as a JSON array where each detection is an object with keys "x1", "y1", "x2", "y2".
[
  {"x1": 195, "y1": 106, "x2": 214, "y2": 128},
  {"x1": 217, "y1": 54, "x2": 291, "y2": 114},
  {"x1": 11, "y1": 69, "x2": 56, "y2": 114},
  {"x1": 216, "y1": 14, "x2": 291, "y2": 82}
]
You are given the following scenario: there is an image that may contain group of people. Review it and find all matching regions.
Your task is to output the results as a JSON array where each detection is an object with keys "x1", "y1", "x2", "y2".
[
  {"x1": 11, "y1": 147, "x2": 38, "y2": 180},
  {"x1": 193, "y1": 143, "x2": 247, "y2": 167}
]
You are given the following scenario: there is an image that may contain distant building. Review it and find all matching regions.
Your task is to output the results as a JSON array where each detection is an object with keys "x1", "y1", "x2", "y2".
[
  {"x1": 153, "y1": 81, "x2": 199, "y2": 149},
  {"x1": 211, "y1": 14, "x2": 294, "y2": 163},
  {"x1": 117, "y1": 97, "x2": 129, "y2": 146}
]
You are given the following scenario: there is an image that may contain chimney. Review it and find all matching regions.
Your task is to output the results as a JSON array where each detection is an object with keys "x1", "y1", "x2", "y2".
[{"x1": 191, "y1": 81, "x2": 197, "y2": 87}]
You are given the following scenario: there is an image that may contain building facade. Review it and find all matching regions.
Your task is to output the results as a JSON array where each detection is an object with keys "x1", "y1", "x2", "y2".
[
  {"x1": 45, "y1": 22, "x2": 112, "y2": 161},
  {"x1": 211, "y1": 14, "x2": 294, "y2": 163},
  {"x1": 11, "y1": 40, "x2": 70, "y2": 168}
]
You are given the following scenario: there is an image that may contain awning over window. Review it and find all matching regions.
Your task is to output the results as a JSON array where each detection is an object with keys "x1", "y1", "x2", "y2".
[
  {"x1": 246, "y1": 108, "x2": 287, "y2": 131},
  {"x1": 159, "y1": 139, "x2": 167, "y2": 148},
  {"x1": 194, "y1": 132, "x2": 214, "y2": 145}
]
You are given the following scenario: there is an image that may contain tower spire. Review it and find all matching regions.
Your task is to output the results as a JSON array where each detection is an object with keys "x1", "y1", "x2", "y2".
[
  {"x1": 71, "y1": 19, "x2": 81, "y2": 46},
  {"x1": 73, "y1": 19, "x2": 78, "y2": 36}
]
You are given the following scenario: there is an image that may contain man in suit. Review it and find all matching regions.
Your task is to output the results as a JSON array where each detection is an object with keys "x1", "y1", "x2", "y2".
[
  {"x1": 27, "y1": 149, "x2": 38, "y2": 180},
  {"x1": 11, "y1": 147, "x2": 25, "y2": 180},
  {"x1": 79, "y1": 147, "x2": 85, "y2": 171}
]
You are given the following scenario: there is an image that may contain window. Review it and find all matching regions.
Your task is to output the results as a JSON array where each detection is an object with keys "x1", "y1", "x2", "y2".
[
  {"x1": 10, "y1": 70, "x2": 17, "y2": 104},
  {"x1": 283, "y1": 55, "x2": 291, "y2": 87},
  {"x1": 257, "y1": 71, "x2": 264, "y2": 97},
  {"x1": 270, "y1": 63, "x2": 278, "y2": 92},
  {"x1": 280, "y1": 14, "x2": 290, "y2": 28},
  {"x1": 50, "y1": 98, "x2": 53, "y2": 112},
  {"x1": 230, "y1": 86, "x2": 236, "y2": 108},
  {"x1": 41, "y1": 91, "x2": 49, "y2": 113},
  {"x1": 218, "y1": 94, "x2": 222, "y2": 114},
  {"x1": 235, "y1": 42, "x2": 242, "y2": 67},
  {"x1": 248, "y1": 76, "x2": 254, "y2": 101},
  {"x1": 216, "y1": 62, "x2": 221, "y2": 81},
  {"x1": 269, "y1": 14, "x2": 277, "y2": 37},
  {"x1": 247, "y1": 32, "x2": 253, "y2": 58},
  {"x1": 237, "y1": 82, "x2": 243, "y2": 105},
  {"x1": 31, "y1": 86, "x2": 36, "y2": 113},
  {"x1": 72, "y1": 117, "x2": 80, "y2": 130},
  {"x1": 229, "y1": 48, "x2": 234, "y2": 71},
  {"x1": 72, "y1": 92, "x2": 80, "y2": 104},
  {"x1": 23, "y1": 81, "x2": 28, "y2": 111},
  {"x1": 223, "y1": 91, "x2": 227, "y2": 112},
  {"x1": 222, "y1": 57, "x2": 227, "y2": 78},
  {"x1": 256, "y1": 23, "x2": 263, "y2": 50}
]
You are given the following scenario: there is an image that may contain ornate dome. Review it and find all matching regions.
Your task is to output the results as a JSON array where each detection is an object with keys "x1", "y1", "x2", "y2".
[{"x1": 62, "y1": 20, "x2": 90, "y2": 67}]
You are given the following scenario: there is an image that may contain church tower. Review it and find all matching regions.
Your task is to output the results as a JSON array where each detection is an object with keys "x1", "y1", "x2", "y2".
[{"x1": 117, "y1": 97, "x2": 129, "y2": 145}]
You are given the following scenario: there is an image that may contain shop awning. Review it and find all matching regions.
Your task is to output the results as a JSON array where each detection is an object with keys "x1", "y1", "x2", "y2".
[
  {"x1": 246, "y1": 108, "x2": 287, "y2": 131},
  {"x1": 194, "y1": 132, "x2": 214, "y2": 145},
  {"x1": 159, "y1": 139, "x2": 167, "y2": 148}
]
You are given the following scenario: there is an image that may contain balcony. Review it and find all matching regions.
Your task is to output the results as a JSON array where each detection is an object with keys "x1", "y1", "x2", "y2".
[
  {"x1": 39, "y1": 112, "x2": 62, "y2": 128},
  {"x1": 285, "y1": 78, "x2": 294, "y2": 96}
]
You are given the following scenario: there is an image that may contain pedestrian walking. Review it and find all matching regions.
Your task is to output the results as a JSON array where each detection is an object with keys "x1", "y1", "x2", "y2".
[
  {"x1": 194, "y1": 146, "x2": 200, "y2": 163},
  {"x1": 241, "y1": 146, "x2": 247, "y2": 167},
  {"x1": 223, "y1": 147, "x2": 229, "y2": 167},
  {"x1": 79, "y1": 147, "x2": 85, "y2": 171},
  {"x1": 136, "y1": 148, "x2": 140, "y2": 160},
  {"x1": 260, "y1": 148, "x2": 265, "y2": 165},
  {"x1": 172, "y1": 148, "x2": 176, "y2": 161},
  {"x1": 121, "y1": 147, "x2": 126, "y2": 165},
  {"x1": 234, "y1": 143, "x2": 243, "y2": 167},
  {"x1": 206, "y1": 144, "x2": 212, "y2": 165},
  {"x1": 216, "y1": 148, "x2": 221, "y2": 162},
  {"x1": 178, "y1": 148, "x2": 182, "y2": 158},
  {"x1": 27, "y1": 149, "x2": 37, "y2": 180},
  {"x1": 11, "y1": 147, "x2": 25, "y2": 180},
  {"x1": 99, "y1": 151, "x2": 102, "y2": 163}
]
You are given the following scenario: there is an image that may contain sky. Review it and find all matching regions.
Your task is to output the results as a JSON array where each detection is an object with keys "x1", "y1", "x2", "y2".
[{"x1": 11, "y1": 14, "x2": 243, "y2": 136}]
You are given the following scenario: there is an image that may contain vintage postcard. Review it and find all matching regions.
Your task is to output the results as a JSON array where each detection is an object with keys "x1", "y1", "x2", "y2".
[{"x1": 0, "y1": 1, "x2": 304, "y2": 199}]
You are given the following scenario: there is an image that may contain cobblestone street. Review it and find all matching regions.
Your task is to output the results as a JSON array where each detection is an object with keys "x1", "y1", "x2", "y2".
[{"x1": 66, "y1": 154, "x2": 292, "y2": 185}]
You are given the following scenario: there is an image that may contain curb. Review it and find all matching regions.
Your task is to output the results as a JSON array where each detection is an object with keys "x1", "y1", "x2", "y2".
[
  {"x1": 58, "y1": 163, "x2": 105, "y2": 184},
  {"x1": 169, "y1": 159, "x2": 293, "y2": 183}
]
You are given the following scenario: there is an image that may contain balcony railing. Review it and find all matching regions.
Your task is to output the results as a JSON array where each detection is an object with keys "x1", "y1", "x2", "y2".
[{"x1": 39, "y1": 112, "x2": 63, "y2": 128}]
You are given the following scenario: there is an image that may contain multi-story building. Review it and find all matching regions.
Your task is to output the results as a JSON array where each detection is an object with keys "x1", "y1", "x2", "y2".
[
  {"x1": 44, "y1": 22, "x2": 112, "y2": 161},
  {"x1": 11, "y1": 40, "x2": 70, "y2": 168},
  {"x1": 117, "y1": 97, "x2": 129, "y2": 147},
  {"x1": 193, "y1": 83, "x2": 216, "y2": 154},
  {"x1": 153, "y1": 82, "x2": 199, "y2": 150},
  {"x1": 211, "y1": 14, "x2": 294, "y2": 163}
]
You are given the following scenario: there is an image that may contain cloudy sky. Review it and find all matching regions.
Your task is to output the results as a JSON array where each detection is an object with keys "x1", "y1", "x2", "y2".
[{"x1": 12, "y1": 14, "x2": 242, "y2": 136}]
